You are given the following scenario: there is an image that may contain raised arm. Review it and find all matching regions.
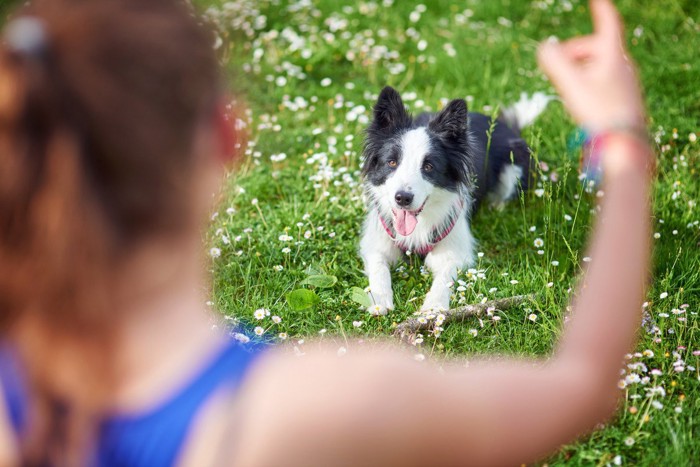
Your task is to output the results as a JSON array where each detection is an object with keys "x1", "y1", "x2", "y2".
[{"x1": 221, "y1": 1, "x2": 653, "y2": 465}]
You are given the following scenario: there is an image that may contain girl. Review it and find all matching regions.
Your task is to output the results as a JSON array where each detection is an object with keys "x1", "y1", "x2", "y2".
[{"x1": 0, "y1": 0, "x2": 654, "y2": 465}]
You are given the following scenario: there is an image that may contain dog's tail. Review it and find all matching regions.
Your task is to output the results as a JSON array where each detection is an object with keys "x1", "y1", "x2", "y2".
[{"x1": 499, "y1": 92, "x2": 554, "y2": 134}]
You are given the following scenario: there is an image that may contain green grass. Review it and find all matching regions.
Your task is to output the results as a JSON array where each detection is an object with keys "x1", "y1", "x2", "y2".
[{"x1": 198, "y1": 0, "x2": 700, "y2": 464}]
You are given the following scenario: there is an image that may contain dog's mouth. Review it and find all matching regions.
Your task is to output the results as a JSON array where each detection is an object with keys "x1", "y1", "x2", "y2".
[{"x1": 392, "y1": 199, "x2": 427, "y2": 236}]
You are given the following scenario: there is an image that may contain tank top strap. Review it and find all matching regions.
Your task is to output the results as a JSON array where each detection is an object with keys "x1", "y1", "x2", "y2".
[
  {"x1": 0, "y1": 337, "x2": 264, "y2": 466},
  {"x1": 0, "y1": 343, "x2": 29, "y2": 434},
  {"x1": 96, "y1": 338, "x2": 264, "y2": 466}
]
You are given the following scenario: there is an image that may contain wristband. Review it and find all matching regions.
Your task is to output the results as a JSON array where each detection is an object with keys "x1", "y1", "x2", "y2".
[{"x1": 573, "y1": 124, "x2": 651, "y2": 186}]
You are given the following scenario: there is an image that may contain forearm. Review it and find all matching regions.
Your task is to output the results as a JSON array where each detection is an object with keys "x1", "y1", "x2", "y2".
[{"x1": 557, "y1": 139, "x2": 653, "y2": 384}]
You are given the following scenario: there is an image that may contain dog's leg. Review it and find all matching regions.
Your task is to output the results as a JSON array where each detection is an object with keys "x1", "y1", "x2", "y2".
[
  {"x1": 363, "y1": 254, "x2": 395, "y2": 315},
  {"x1": 421, "y1": 220, "x2": 476, "y2": 312},
  {"x1": 488, "y1": 163, "x2": 523, "y2": 210},
  {"x1": 360, "y1": 211, "x2": 401, "y2": 315}
]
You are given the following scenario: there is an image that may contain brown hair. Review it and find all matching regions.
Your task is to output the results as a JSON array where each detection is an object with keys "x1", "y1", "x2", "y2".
[{"x1": 0, "y1": 0, "x2": 222, "y2": 462}]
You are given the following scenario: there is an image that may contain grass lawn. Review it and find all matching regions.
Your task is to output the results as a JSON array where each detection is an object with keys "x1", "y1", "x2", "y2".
[{"x1": 197, "y1": 0, "x2": 700, "y2": 464}]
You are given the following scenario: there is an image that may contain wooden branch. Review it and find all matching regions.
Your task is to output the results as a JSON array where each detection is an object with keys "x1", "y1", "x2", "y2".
[{"x1": 393, "y1": 294, "x2": 535, "y2": 343}]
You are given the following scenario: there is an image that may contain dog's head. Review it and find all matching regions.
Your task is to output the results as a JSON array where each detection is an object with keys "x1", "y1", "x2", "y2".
[{"x1": 362, "y1": 86, "x2": 473, "y2": 236}]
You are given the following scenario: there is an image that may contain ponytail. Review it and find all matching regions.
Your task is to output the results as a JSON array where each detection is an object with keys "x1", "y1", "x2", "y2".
[
  {"x1": 0, "y1": 0, "x2": 222, "y2": 462},
  {"x1": 0, "y1": 15, "x2": 118, "y2": 464}
]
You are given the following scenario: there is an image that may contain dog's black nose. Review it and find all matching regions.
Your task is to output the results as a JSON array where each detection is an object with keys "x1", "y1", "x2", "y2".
[{"x1": 395, "y1": 191, "x2": 414, "y2": 207}]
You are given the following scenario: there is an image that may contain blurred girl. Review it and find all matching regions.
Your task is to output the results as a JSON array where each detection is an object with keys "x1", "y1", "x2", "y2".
[{"x1": 0, "y1": 0, "x2": 653, "y2": 465}]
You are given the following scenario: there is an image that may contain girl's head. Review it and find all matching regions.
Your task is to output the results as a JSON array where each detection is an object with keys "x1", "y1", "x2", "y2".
[{"x1": 0, "y1": 0, "x2": 230, "y2": 460}]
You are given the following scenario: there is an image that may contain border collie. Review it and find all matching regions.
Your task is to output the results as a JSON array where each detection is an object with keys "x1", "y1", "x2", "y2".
[{"x1": 360, "y1": 86, "x2": 552, "y2": 314}]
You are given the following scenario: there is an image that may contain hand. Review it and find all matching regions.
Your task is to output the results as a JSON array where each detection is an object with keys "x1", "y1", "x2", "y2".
[{"x1": 537, "y1": 0, "x2": 646, "y2": 133}]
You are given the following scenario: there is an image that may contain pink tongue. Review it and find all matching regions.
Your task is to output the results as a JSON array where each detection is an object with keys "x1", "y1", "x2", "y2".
[{"x1": 393, "y1": 209, "x2": 418, "y2": 236}]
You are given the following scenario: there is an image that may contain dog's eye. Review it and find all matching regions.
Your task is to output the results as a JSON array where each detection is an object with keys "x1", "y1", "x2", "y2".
[
  {"x1": 422, "y1": 162, "x2": 434, "y2": 172},
  {"x1": 387, "y1": 159, "x2": 397, "y2": 168}
]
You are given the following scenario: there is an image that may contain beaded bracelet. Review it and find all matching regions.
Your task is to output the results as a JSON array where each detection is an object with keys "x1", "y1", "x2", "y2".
[{"x1": 575, "y1": 124, "x2": 651, "y2": 186}]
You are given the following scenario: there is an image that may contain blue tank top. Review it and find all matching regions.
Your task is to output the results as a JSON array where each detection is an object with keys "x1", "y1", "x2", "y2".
[{"x1": 0, "y1": 338, "x2": 263, "y2": 466}]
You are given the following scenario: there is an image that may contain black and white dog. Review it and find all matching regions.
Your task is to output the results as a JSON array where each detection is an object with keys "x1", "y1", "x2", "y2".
[{"x1": 360, "y1": 86, "x2": 551, "y2": 314}]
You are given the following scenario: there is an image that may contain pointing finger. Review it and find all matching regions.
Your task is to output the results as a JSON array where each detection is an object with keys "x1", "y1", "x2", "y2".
[{"x1": 590, "y1": 0, "x2": 623, "y2": 44}]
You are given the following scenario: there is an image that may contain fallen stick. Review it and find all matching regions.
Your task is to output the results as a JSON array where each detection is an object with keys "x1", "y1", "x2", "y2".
[{"x1": 393, "y1": 294, "x2": 535, "y2": 343}]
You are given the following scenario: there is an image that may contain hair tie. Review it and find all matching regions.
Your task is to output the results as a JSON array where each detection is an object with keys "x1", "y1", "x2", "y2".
[{"x1": 4, "y1": 17, "x2": 48, "y2": 58}]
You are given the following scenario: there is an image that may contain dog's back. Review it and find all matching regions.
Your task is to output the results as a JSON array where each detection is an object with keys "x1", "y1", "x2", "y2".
[{"x1": 413, "y1": 111, "x2": 532, "y2": 214}]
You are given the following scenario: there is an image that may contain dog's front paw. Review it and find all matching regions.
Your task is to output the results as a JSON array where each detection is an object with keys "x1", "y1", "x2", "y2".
[
  {"x1": 420, "y1": 292, "x2": 449, "y2": 314},
  {"x1": 367, "y1": 304, "x2": 390, "y2": 316},
  {"x1": 366, "y1": 290, "x2": 394, "y2": 315}
]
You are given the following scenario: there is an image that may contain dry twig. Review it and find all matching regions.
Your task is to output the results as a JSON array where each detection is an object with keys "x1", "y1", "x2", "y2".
[{"x1": 393, "y1": 294, "x2": 535, "y2": 343}]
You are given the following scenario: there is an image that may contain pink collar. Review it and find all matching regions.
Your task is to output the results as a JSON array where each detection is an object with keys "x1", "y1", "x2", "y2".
[{"x1": 378, "y1": 200, "x2": 464, "y2": 256}]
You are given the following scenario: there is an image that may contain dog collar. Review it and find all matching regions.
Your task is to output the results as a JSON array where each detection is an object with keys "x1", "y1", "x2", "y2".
[{"x1": 378, "y1": 200, "x2": 464, "y2": 256}]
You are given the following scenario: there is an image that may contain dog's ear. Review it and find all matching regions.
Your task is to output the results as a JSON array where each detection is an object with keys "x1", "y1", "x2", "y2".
[
  {"x1": 363, "y1": 87, "x2": 411, "y2": 179},
  {"x1": 429, "y1": 99, "x2": 468, "y2": 138},
  {"x1": 371, "y1": 86, "x2": 411, "y2": 131}
]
